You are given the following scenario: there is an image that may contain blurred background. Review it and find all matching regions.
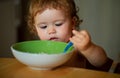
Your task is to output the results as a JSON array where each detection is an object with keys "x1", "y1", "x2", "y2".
[{"x1": 0, "y1": 0, "x2": 120, "y2": 62}]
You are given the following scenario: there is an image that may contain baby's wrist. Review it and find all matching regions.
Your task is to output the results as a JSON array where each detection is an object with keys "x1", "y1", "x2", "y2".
[
  {"x1": 80, "y1": 42, "x2": 96, "y2": 56},
  {"x1": 82, "y1": 41, "x2": 94, "y2": 52}
]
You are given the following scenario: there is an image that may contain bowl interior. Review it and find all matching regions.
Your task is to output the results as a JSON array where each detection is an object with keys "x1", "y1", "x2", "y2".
[{"x1": 12, "y1": 40, "x2": 74, "y2": 54}]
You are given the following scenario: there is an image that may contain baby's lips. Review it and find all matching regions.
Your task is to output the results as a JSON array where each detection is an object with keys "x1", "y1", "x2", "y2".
[{"x1": 49, "y1": 37, "x2": 58, "y2": 40}]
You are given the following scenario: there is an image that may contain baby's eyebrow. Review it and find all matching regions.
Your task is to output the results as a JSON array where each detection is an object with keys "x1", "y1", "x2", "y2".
[
  {"x1": 54, "y1": 18, "x2": 65, "y2": 22},
  {"x1": 37, "y1": 22, "x2": 47, "y2": 26}
]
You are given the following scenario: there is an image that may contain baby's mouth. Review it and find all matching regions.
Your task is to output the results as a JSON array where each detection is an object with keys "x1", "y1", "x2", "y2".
[{"x1": 49, "y1": 37, "x2": 59, "y2": 41}]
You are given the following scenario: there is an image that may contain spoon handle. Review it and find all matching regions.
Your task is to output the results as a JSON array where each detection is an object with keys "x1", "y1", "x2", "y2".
[{"x1": 64, "y1": 42, "x2": 73, "y2": 53}]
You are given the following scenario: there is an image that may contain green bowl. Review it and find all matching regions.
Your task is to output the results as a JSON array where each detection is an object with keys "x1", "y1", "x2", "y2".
[
  {"x1": 12, "y1": 40, "x2": 74, "y2": 54},
  {"x1": 11, "y1": 40, "x2": 74, "y2": 70}
]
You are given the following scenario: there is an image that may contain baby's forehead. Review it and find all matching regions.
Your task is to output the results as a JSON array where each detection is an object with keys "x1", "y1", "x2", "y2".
[{"x1": 35, "y1": 7, "x2": 70, "y2": 17}]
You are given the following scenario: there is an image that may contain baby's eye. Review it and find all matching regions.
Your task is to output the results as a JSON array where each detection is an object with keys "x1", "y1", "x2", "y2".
[
  {"x1": 55, "y1": 23, "x2": 63, "y2": 26},
  {"x1": 40, "y1": 25, "x2": 47, "y2": 29}
]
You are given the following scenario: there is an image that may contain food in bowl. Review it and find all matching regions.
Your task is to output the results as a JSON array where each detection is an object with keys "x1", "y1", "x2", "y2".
[{"x1": 11, "y1": 40, "x2": 74, "y2": 70}]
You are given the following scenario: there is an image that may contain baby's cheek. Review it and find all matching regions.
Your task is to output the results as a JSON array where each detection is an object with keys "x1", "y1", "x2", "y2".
[
  {"x1": 62, "y1": 35, "x2": 70, "y2": 42},
  {"x1": 38, "y1": 34, "x2": 46, "y2": 40}
]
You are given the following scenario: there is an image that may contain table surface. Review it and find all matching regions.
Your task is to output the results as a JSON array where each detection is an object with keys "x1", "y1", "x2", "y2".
[{"x1": 0, "y1": 58, "x2": 120, "y2": 78}]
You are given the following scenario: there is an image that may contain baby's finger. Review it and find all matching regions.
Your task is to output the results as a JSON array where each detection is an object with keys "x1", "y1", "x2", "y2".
[
  {"x1": 79, "y1": 30, "x2": 91, "y2": 39},
  {"x1": 72, "y1": 30, "x2": 87, "y2": 39},
  {"x1": 72, "y1": 30, "x2": 79, "y2": 35}
]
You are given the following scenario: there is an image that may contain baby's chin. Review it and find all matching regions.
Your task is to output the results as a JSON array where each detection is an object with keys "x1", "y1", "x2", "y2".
[
  {"x1": 42, "y1": 38, "x2": 69, "y2": 43},
  {"x1": 49, "y1": 39, "x2": 66, "y2": 42},
  {"x1": 50, "y1": 39, "x2": 60, "y2": 41}
]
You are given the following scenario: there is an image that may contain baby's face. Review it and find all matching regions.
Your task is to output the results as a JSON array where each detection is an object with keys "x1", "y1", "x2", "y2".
[{"x1": 34, "y1": 8, "x2": 75, "y2": 42}]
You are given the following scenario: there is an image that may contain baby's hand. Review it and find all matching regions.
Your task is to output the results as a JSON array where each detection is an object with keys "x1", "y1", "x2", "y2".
[{"x1": 70, "y1": 30, "x2": 92, "y2": 52}]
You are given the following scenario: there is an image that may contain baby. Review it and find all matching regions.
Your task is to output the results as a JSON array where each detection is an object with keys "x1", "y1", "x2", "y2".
[{"x1": 27, "y1": 0, "x2": 113, "y2": 71}]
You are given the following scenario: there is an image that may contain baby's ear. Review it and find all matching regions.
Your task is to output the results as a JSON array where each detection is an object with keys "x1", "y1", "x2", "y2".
[{"x1": 72, "y1": 17, "x2": 76, "y2": 30}]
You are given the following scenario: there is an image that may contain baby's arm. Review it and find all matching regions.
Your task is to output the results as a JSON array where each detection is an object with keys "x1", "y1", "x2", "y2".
[{"x1": 70, "y1": 30, "x2": 108, "y2": 67}]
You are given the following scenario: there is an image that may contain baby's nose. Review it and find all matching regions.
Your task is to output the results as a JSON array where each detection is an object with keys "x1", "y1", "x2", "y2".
[{"x1": 48, "y1": 26, "x2": 56, "y2": 34}]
